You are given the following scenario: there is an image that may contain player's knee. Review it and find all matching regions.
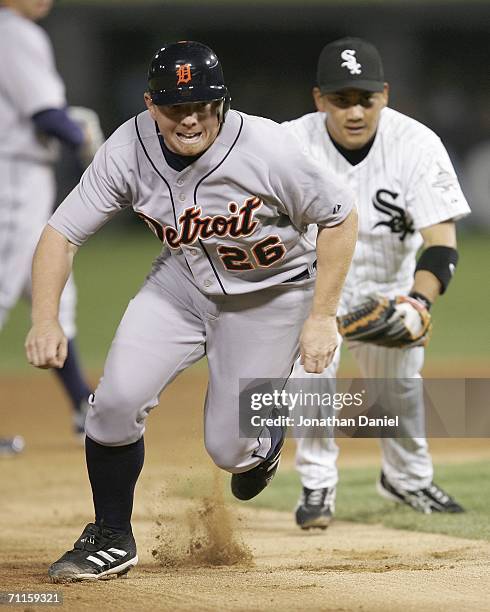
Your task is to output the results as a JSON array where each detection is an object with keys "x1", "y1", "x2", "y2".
[
  {"x1": 205, "y1": 439, "x2": 257, "y2": 473},
  {"x1": 95, "y1": 378, "x2": 155, "y2": 415},
  {"x1": 85, "y1": 386, "x2": 150, "y2": 446}
]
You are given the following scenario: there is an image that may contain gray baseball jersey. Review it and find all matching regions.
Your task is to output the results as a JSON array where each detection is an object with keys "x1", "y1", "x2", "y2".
[
  {"x1": 0, "y1": 7, "x2": 65, "y2": 163},
  {"x1": 49, "y1": 109, "x2": 355, "y2": 294},
  {"x1": 0, "y1": 7, "x2": 75, "y2": 337},
  {"x1": 48, "y1": 107, "x2": 355, "y2": 468},
  {"x1": 284, "y1": 107, "x2": 471, "y2": 308}
]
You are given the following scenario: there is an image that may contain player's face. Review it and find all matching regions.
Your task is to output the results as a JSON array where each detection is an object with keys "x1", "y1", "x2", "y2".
[
  {"x1": 6, "y1": 0, "x2": 53, "y2": 20},
  {"x1": 313, "y1": 85, "x2": 389, "y2": 150},
  {"x1": 144, "y1": 95, "x2": 222, "y2": 156}
]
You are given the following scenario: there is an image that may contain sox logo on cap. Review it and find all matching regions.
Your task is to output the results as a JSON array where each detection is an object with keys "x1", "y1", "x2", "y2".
[{"x1": 340, "y1": 49, "x2": 362, "y2": 75}]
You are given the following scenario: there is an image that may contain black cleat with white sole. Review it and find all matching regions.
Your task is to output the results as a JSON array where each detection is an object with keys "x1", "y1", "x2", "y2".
[
  {"x1": 377, "y1": 471, "x2": 465, "y2": 514},
  {"x1": 295, "y1": 486, "x2": 336, "y2": 530},
  {"x1": 48, "y1": 523, "x2": 138, "y2": 582},
  {"x1": 231, "y1": 434, "x2": 284, "y2": 501}
]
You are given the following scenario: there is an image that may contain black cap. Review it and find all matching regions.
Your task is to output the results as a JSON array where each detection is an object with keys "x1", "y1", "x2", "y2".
[{"x1": 317, "y1": 37, "x2": 384, "y2": 93}]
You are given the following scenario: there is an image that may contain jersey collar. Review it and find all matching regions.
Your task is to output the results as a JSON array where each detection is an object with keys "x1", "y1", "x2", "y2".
[
  {"x1": 319, "y1": 108, "x2": 386, "y2": 171},
  {"x1": 136, "y1": 109, "x2": 243, "y2": 177}
]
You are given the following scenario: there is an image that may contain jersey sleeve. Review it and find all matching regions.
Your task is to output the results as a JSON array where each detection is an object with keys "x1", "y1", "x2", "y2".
[
  {"x1": 2, "y1": 23, "x2": 65, "y2": 117},
  {"x1": 406, "y1": 138, "x2": 471, "y2": 230},
  {"x1": 49, "y1": 143, "x2": 131, "y2": 245},
  {"x1": 272, "y1": 133, "x2": 356, "y2": 229}
]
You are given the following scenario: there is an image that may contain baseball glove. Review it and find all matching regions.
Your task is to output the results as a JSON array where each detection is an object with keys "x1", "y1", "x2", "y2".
[
  {"x1": 67, "y1": 106, "x2": 105, "y2": 168},
  {"x1": 337, "y1": 295, "x2": 432, "y2": 348}
]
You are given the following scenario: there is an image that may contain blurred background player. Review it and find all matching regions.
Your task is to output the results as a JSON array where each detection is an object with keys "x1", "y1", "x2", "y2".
[
  {"x1": 0, "y1": 0, "x2": 103, "y2": 449},
  {"x1": 285, "y1": 37, "x2": 471, "y2": 528}
]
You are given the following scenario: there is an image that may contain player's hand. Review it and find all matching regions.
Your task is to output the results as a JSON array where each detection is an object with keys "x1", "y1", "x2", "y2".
[
  {"x1": 67, "y1": 106, "x2": 105, "y2": 168},
  {"x1": 337, "y1": 294, "x2": 432, "y2": 348},
  {"x1": 392, "y1": 296, "x2": 427, "y2": 337},
  {"x1": 299, "y1": 314, "x2": 339, "y2": 374},
  {"x1": 25, "y1": 320, "x2": 68, "y2": 369}
]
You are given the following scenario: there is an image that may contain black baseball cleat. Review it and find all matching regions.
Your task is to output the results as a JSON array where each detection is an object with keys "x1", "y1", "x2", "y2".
[
  {"x1": 231, "y1": 437, "x2": 284, "y2": 501},
  {"x1": 48, "y1": 523, "x2": 138, "y2": 582},
  {"x1": 377, "y1": 471, "x2": 465, "y2": 514},
  {"x1": 295, "y1": 486, "x2": 336, "y2": 530},
  {"x1": 0, "y1": 435, "x2": 25, "y2": 456}
]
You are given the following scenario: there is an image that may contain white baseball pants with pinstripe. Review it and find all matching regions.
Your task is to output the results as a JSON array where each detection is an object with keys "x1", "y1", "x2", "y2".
[{"x1": 293, "y1": 341, "x2": 433, "y2": 492}]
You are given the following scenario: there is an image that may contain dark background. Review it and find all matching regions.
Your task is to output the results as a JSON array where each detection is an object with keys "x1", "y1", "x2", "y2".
[{"x1": 45, "y1": 1, "x2": 490, "y2": 229}]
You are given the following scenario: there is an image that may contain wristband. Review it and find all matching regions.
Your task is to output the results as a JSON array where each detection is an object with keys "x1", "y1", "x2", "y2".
[
  {"x1": 409, "y1": 291, "x2": 432, "y2": 311},
  {"x1": 415, "y1": 246, "x2": 458, "y2": 294}
]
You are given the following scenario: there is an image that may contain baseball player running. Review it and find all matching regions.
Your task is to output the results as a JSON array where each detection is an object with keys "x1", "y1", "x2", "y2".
[
  {"x1": 0, "y1": 0, "x2": 102, "y2": 440},
  {"x1": 285, "y1": 37, "x2": 470, "y2": 529},
  {"x1": 25, "y1": 41, "x2": 357, "y2": 581}
]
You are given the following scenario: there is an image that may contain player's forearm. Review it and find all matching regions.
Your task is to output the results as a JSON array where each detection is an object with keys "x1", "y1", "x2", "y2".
[
  {"x1": 411, "y1": 271, "x2": 441, "y2": 304},
  {"x1": 411, "y1": 221, "x2": 457, "y2": 305},
  {"x1": 31, "y1": 225, "x2": 78, "y2": 324},
  {"x1": 32, "y1": 108, "x2": 84, "y2": 149},
  {"x1": 311, "y1": 208, "x2": 358, "y2": 317}
]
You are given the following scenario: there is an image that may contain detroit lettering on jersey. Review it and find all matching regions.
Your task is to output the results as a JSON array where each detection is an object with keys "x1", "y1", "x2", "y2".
[
  {"x1": 48, "y1": 109, "x2": 355, "y2": 295},
  {"x1": 137, "y1": 197, "x2": 288, "y2": 271},
  {"x1": 137, "y1": 196, "x2": 261, "y2": 247},
  {"x1": 137, "y1": 196, "x2": 290, "y2": 271}
]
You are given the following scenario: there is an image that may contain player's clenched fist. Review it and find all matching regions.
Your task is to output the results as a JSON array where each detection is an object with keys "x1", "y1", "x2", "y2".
[
  {"x1": 25, "y1": 320, "x2": 68, "y2": 369},
  {"x1": 299, "y1": 314, "x2": 339, "y2": 374}
]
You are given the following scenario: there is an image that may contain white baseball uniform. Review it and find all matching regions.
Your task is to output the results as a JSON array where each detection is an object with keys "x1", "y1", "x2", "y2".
[
  {"x1": 285, "y1": 107, "x2": 471, "y2": 491},
  {"x1": 48, "y1": 108, "x2": 355, "y2": 470},
  {"x1": 0, "y1": 7, "x2": 76, "y2": 337}
]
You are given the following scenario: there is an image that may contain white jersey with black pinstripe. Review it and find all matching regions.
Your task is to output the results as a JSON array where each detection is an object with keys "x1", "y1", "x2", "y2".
[{"x1": 284, "y1": 107, "x2": 471, "y2": 312}]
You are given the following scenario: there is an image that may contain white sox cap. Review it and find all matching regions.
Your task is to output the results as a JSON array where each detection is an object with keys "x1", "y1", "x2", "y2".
[{"x1": 317, "y1": 37, "x2": 385, "y2": 93}]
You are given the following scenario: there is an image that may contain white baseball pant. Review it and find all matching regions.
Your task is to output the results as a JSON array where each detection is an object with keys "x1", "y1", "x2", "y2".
[{"x1": 293, "y1": 340, "x2": 433, "y2": 492}]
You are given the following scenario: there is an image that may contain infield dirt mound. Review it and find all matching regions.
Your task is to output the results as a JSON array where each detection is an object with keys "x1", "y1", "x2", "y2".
[
  {"x1": 1, "y1": 372, "x2": 490, "y2": 611},
  {"x1": 151, "y1": 471, "x2": 253, "y2": 568}
]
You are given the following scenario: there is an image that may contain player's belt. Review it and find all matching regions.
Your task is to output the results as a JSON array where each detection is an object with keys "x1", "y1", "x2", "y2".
[{"x1": 283, "y1": 261, "x2": 317, "y2": 283}]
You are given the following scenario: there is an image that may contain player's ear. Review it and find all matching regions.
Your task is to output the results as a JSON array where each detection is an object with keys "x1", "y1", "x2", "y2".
[
  {"x1": 381, "y1": 83, "x2": 389, "y2": 107},
  {"x1": 144, "y1": 92, "x2": 157, "y2": 119},
  {"x1": 312, "y1": 87, "x2": 325, "y2": 112},
  {"x1": 215, "y1": 99, "x2": 225, "y2": 123}
]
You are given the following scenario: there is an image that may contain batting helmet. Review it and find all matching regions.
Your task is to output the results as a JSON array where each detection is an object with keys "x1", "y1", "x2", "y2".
[{"x1": 147, "y1": 41, "x2": 230, "y2": 120}]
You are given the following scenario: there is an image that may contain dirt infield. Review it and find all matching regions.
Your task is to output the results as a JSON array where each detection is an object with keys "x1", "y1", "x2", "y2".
[{"x1": 1, "y1": 371, "x2": 489, "y2": 611}]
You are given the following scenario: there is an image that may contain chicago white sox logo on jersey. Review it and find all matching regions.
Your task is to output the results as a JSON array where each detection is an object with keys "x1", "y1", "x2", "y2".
[
  {"x1": 372, "y1": 189, "x2": 414, "y2": 241},
  {"x1": 340, "y1": 50, "x2": 362, "y2": 75}
]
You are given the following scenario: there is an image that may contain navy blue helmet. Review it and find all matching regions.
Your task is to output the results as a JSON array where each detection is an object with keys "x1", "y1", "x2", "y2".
[{"x1": 148, "y1": 41, "x2": 230, "y2": 119}]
